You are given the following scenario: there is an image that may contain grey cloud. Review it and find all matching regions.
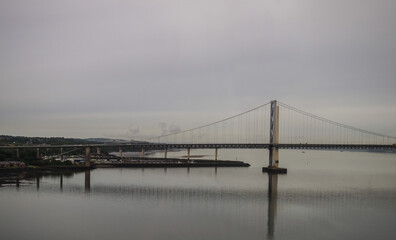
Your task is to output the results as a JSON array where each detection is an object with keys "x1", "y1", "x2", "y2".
[{"x1": 0, "y1": 0, "x2": 395, "y2": 138}]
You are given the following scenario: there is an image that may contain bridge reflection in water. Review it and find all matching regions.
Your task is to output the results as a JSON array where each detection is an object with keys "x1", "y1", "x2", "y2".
[
  {"x1": 3, "y1": 170, "x2": 92, "y2": 193},
  {"x1": 267, "y1": 173, "x2": 278, "y2": 239},
  {"x1": 3, "y1": 169, "x2": 281, "y2": 238}
]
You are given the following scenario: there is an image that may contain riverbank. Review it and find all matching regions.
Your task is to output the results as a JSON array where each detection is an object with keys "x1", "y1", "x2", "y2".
[{"x1": 0, "y1": 158, "x2": 249, "y2": 176}]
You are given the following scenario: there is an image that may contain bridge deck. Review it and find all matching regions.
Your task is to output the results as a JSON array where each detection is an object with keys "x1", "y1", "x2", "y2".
[{"x1": 1, "y1": 143, "x2": 395, "y2": 150}]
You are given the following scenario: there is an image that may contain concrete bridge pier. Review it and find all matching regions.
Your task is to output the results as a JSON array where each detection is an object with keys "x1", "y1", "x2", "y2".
[
  {"x1": 85, "y1": 146, "x2": 91, "y2": 167},
  {"x1": 141, "y1": 148, "x2": 145, "y2": 157},
  {"x1": 215, "y1": 148, "x2": 218, "y2": 161},
  {"x1": 268, "y1": 147, "x2": 279, "y2": 168},
  {"x1": 36, "y1": 148, "x2": 40, "y2": 159},
  {"x1": 60, "y1": 148, "x2": 63, "y2": 161},
  {"x1": 16, "y1": 148, "x2": 20, "y2": 160},
  {"x1": 119, "y1": 147, "x2": 123, "y2": 158},
  {"x1": 97, "y1": 147, "x2": 101, "y2": 155},
  {"x1": 164, "y1": 147, "x2": 168, "y2": 159},
  {"x1": 187, "y1": 148, "x2": 190, "y2": 160}
]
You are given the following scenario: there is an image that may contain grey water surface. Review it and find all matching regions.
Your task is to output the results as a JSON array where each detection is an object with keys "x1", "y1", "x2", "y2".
[{"x1": 1, "y1": 149, "x2": 396, "y2": 240}]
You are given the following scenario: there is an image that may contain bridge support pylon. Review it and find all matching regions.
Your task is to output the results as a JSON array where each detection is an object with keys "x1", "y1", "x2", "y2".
[
  {"x1": 119, "y1": 147, "x2": 123, "y2": 158},
  {"x1": 60, "y1": 148, "x2": 63, "y2": 161},
  {"x1": 85, "y1": 146, "x2": 91, "y2": 167},
  {"x1": 263, "y1": 100, "x2": 287, "y2": 174}
]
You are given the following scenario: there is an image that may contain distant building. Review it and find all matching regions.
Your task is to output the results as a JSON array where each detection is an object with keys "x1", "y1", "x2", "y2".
[{"x1": 64, "y1": 156, "x2": 85, "y2": 164}]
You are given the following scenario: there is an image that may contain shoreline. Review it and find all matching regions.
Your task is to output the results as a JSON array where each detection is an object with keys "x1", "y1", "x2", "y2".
[
  {"x1": 0, "y1": 166, "x2": 94, "y2": 176},
  {"x1": 96, "y1": 157, "x2": 250, "y2": 168}
]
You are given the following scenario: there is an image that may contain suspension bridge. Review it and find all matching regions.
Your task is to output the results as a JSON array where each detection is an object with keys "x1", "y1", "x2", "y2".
[{"x1": 1, "y1": 100, "x2": 396, "y2": 172}]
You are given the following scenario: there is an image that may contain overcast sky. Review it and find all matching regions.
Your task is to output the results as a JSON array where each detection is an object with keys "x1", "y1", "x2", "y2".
[{"x1": 1, "y1": 0, "x2": 395, "y2": 139}]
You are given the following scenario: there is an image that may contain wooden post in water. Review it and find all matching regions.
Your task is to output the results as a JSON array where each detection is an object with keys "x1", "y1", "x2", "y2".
[
  {"x1": 60, "y1": 175, "x2": 63, "y2": 191},
  {"x1": 85, "y1": 170, "x2": 91, "y2": 193},
  {"x1": 36, "y1": 176, "x2": 40, "y2": 190}
]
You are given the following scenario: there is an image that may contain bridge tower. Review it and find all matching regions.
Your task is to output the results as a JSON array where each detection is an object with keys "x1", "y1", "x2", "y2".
[
  {"x1": 264, "y1": 100, "x2": 287, "y2": 173},
  {"x1": 85, "y1": 146, "x2": 91, "y2": 167}
]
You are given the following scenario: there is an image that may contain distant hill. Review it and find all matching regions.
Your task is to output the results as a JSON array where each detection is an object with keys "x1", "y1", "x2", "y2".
[
  {"x1": 0, "y1": 135, "x2": 146, "y2": 162},
  {"x1": 84, "y1": 138, "x2": 130, "y2": 143},
  {"x1": 0, "y1": 135, "x2": 101, "y2": 146},
  {"x1": 83, "y1": 138, "x2": 148, "y2": 144},
  {"x1": 0, "y1": 135, "x2": 147, "y2": 146}
]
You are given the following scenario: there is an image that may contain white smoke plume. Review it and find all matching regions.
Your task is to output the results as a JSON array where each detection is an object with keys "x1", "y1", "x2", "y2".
[{"x1": 159, "y1": 122, "x2": 181, "y2": 135}]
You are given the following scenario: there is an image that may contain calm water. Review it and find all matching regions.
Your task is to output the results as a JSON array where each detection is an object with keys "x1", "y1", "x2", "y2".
[{"x1": 1, "y1": 149, "x2": 396, "y2": 240}]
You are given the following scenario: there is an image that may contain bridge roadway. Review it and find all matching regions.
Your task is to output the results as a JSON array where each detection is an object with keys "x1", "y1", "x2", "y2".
[{"x1": 1, "y1": 143, "x2": 395, "y2": 151}]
